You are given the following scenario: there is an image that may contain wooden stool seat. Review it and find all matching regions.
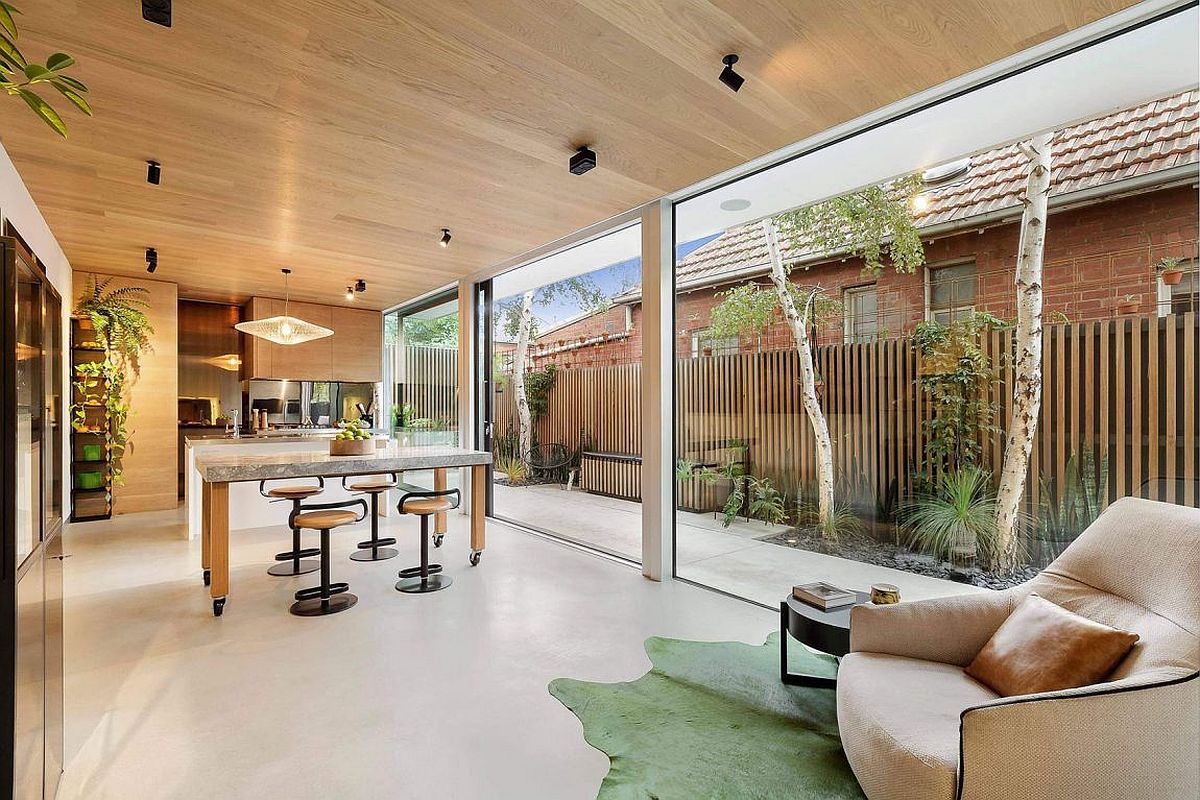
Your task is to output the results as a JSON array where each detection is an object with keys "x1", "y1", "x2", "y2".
[
  {"x1": 267, "y1": 485, "x2": 324, "y2": 499},
  {"x1": 294, "y1": 509, "x2": 359, "y2": 529},
  {"x1": 349, "y1": 481, "x2": 397, "y2": 493},
  {"x1": 401, "y1": 496, "x2": 456, "y2": 515}
]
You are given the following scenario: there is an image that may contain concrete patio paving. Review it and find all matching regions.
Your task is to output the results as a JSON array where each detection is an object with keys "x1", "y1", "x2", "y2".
[{"x1": 492, "y1": 482, "x2": 982, "y2": 606}]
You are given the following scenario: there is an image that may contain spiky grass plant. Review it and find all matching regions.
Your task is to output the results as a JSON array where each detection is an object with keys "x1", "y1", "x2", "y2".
[
  {"x1": 494, "y1": 453, "x2": 528, "y2": 484},
  {"x1": 901, "y1": 466, "x2": 1017, "y2": 570},
  {"x1": 796, "y1": 499, "x2": 865, "y2": 542}
]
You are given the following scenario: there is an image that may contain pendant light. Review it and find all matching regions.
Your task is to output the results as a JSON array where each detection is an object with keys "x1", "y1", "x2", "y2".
[{"x1": 235, "y1": 268, "x2": 333, "y2": 345}]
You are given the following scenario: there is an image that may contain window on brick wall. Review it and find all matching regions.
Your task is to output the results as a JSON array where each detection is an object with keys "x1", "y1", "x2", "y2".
[
  {"x1": 844, "y1": 285, "x2": 878, "y2": 343},
  {"x1": 690, "y1": 328, "x2": 739, "y2": 358},
  {"x1": 1157, "y1": 259, "x2": 1198, "y2": 317},
  {"x1": 927, "y1": 261, "x2": 977, "y2": 324}
]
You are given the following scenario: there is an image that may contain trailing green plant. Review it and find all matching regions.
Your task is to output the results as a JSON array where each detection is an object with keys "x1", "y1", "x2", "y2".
[
  {"x1": 494, "y1": 453, "x2": 528, "y2": 484},
  {"x1": 524, "y1": 363, "x2": 557, "y2": 423},
  {"x1": 1036, "y1": 444, "x2": 1108, "y2": 563},
  {"x1": 0, "y1": 3, "x2": 92, "y2": 137},
  {"x1": 900, "y1": 466, "x2": 1020, "y2": 571},
  {"x1": 911, "y1": 312, "x2": 1005, "y2": 473},
  {"x1": 747, "y1": 475, "x2": 787, "y2": 525}
]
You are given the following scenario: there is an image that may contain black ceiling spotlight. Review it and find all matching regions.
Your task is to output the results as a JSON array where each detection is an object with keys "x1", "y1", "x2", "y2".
[
  {"x1": 569, "y1": 145, "x2": 596, "y2": 176},
  {"x1": 142, "y1": 0, "x2": 172, "y2": 27},
  {"x1": 719, "y1": 54, "x2": 744, "y2": 92},
  {"x1": 354, "y1": 279, "x2": 367, "y2": 293},
  {"x1": 146, "y1": 160, "x2": 161, "y2": 185},
  {"x1": 145, "y1": 247, "x2": 158, "y2": 273},
  {"x1": 439, "y1": 228, "x2": 452, "y2": 247}
]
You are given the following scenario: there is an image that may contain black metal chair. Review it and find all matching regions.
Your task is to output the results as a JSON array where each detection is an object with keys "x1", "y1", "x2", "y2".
[
  {"x1": 288, "y1": 498, "x2": 369, "y2": 616},
  {"x1": 395, "y1": 486, "x2": 462, "y2": 594},
  {"x1": 259, "y1": 477, "x2": 326, "y2": 577},
  {"x1": 342, "y1": 472, "x2": 399, "y2": 562},
  {"x1": 528, "y1": 443, "x2": 570, "y2": 475}
]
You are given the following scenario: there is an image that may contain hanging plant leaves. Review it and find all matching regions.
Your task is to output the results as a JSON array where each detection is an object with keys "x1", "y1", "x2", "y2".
[{"x1": 16, "y1": 87, "x2": 66, "y2": 137}]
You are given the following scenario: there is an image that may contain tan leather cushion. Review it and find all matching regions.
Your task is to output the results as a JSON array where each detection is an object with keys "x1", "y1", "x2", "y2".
[
  {"x1": 293, "y1": 509, "x2": 358, "y2": 529},
  {"x1": 401, "y1": 496, "x2": 455, "y2": 514},
  {"x1": 350, "y1": 481, "x2": 396, "y2": 493},
  {"x1": 267, "y1": 485, "x2": 323, "y2": 499},
  {"x1": 965, "y1": 593, "x2": 1139, "y2": 697}
]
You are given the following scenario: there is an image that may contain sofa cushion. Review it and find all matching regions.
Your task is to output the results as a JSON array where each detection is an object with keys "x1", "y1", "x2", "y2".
[{"x1": 837, "y1": 652, "x2": 997, "y2": 800}]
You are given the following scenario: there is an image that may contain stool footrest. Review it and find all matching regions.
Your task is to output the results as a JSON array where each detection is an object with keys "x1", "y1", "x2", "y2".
[
  {"x1": 294, "y1": 582, "x2": 350, "y2": 601},
  {"x1": 275, "y1": 547, "x2": 321, "y2": 562},
  {"x1": 398, "y1": 564, "x2": 442, "y2": 579},
  {"x1": 356, "y1": 537, "x2": 397, "y2": 549}
]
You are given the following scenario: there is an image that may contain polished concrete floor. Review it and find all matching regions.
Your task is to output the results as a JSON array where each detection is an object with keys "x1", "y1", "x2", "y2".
[{"x1": 57, "y1": 507, "x2": 776, "y2": 799}]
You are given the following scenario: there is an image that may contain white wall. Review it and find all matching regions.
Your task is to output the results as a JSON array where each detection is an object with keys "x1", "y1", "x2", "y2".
[{"x1": 0, "y1": 140, "x2": 73, "y2": 516}]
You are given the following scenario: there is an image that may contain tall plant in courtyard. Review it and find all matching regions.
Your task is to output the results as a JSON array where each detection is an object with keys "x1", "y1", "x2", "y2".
[
  {"x1": 994, "y1": 132, "x2": 1054, "y2": 571},
  {"x1": 708, "y1": 174, "x2": 925, "y2": 536},
  {"x1": 500, "y1": 279, "x2": 603, "y2": 465}
]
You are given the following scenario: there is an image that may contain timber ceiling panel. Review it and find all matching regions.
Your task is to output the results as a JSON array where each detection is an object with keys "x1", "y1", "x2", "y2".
[{"x1": 0, "y1": 0, "x2": 1142, "y2": 309}]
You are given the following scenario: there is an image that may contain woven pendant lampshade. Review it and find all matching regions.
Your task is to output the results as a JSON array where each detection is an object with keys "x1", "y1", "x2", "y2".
[{"x1": 235, "y1": 268, "x2": 333, "y2": 345}]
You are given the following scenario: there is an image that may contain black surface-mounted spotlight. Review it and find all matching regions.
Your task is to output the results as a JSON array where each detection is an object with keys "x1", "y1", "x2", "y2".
[
  {"x1": 142, "y1": 0, "x2": 172, "y2": 27},
  {"x1": 439, "y1": 228, "x2": 452, "y2": 247},
  {"x1": 146, "y1": 247, "x2": 158, "y2": 273},
  {"x1": 569, "y1": 145, "x2": 596, "y2": 175},
  {"x1": 146, "y1": 160, "x2": 161, "y2": 185},
  {"x1": 719, "y1": 54, "x2": 744, "y2": 92},
  {"x1": 354, "y1": 279, "x2": 367, "y2": 293}
]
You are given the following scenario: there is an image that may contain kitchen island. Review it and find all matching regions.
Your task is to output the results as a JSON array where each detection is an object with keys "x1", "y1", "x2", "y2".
[{"x1": 193, "y1": 443, "x2": 491, "y2": 616}]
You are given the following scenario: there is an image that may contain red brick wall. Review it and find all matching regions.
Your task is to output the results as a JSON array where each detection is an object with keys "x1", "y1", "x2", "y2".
[{"x1": 525, "y1": 185, "x2": 1198, "y2": 367}]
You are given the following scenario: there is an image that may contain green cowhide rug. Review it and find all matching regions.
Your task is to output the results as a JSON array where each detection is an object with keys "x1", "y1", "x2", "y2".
[{"x1": 549, "y1": 632, "x2": 866, "y2": 800}]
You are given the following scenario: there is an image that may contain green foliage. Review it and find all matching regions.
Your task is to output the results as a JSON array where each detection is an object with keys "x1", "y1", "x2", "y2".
[
  {"x1": 675, "y1": 458, "x2": 698, "y2": 482},
  {"x1": 912, "y1": 312, "x2": 1005, "y2": 472},
  {"x1": 1036, "y1": 445, "x2": 1108, "y2": 563},
  {"x1": 747, "y1": 476, "x2": 787, "y2": 525},
  {"x1": 492, "y1": 422, "x2": 520, "y2": 462},
  {"x1": 524, "y1": 363, "x2": 557, "y2": 422},
  {"x1": 494, "y1": 453, "x2": 528, "y2": 484},
  {"x1": 0, "y1": 3, "x2": 91, "y2": 137},
  {"x1": 708, "y1": 281, "x2": 842, "y2": 342},
  {"x1": 796, "y1": 499, "x2": 865, "y2": 541},
  {"x1": 396, "y1": 314, "x2": 458, "y2": 347},
  {"x1": 498, "y1": 277, "x2": 606, "y2": 341},
  {"x1": 775, "y1": 173, "x2": 926, "y2": 275},
  {"x1": 901, "y1": 466, "x2": 1018, "y2": 570}
]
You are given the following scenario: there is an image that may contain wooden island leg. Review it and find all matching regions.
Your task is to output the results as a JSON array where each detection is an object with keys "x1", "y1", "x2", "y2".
[
  {"x1": 207, "y1": 481, "x2": 230, "y2": 616},
  {"x1": 469, "y1": 463, "x2": 486, "y2": 565},
  {"x1": 433, "y1": 468, "x2": 448, "y2": 537},
  {"x1": 201, "y1": 481, "x2": 212, "y2": 586}
]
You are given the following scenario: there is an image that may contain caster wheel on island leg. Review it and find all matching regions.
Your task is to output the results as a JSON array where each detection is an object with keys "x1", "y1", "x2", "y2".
[
  {"x1": 203, "y1": 569, "x2": 211, "y2": 586},
  {"x1": 469, "y1": 550, "x2": 482, "y2": 567},
  {"x1": 433, "y1": 534, "x2": 445, "y2": 548},
  {"x1": 212, "y1": 597, "x2": 226, "y2": 617}
]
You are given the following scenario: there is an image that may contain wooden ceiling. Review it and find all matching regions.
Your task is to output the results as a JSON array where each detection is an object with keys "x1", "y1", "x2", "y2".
[{"x1": 1, "y1": 0, "x2": 1141, "y2": 310}]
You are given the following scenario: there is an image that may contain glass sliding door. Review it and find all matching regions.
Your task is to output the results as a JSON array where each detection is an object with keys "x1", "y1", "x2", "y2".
[
  {"x1": 670, "y1": 13, "x2": 1199, "y2": 606},
  {"x1": 384, "y1": 292, "x2": 460, "y2": 447},
  {"x1": 482, "y1": 224, "x2": 643, "y2": 561}
]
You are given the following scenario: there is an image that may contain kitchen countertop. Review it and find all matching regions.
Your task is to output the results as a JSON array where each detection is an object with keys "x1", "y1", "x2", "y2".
[{"x1": 193, "y1": 444, "x2": 491, "y2": 483}]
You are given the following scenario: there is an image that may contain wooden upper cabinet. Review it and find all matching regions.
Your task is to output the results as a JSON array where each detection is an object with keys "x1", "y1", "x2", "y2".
[
  {"x1": 240, "y1": 298, "x2": 380, "y2": 382},
  {"x1": 331, "y1": 307, "x2": 383, "y2": 383}
]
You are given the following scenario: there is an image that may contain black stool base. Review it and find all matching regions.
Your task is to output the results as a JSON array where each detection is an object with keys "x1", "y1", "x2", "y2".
[
  {"x1": 396, "y1": 574, "x2": 452, "y2": 594},
  {"x1": 290, "y1": 593, "x2": 358, "y2": 616},
  {"x1": 398, "y1": 563, "x2": 442, "y2": 578},
  {"x1": 267, "y1": 559, "x2": 321, "y2": 576},
  {"x1": 349, "y1": 546, "x2": 399, "y2": 562}
]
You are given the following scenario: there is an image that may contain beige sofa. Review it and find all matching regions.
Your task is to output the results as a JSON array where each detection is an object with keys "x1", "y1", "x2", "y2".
[{"x1": 837, "y1": 497, "x2": 1200, "y2": 800}]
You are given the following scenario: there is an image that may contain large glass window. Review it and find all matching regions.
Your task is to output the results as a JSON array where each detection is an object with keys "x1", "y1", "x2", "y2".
[
  {"x1": 384, "y1": 294, "x2": 459, "y2": 447},
  {"x1": 671, "y1": 15, "x2": 1198, "y2": 606},
  {"x1": 483, "y1": 224, "x2": 642, "y2": 561}
]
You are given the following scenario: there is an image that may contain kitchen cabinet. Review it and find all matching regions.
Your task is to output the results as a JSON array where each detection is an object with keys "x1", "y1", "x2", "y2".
[{"x1": 241, "y1": 298, "x2": 381, "y2": 382}]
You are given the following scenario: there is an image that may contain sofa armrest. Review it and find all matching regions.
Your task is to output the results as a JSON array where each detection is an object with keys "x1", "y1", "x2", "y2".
[
  {"x1": 849, "y1": 589, "x2": 1020, "y2": 666},
  {"x1": 958, "y1": 670, "x2": 1200, "y2": 800}
]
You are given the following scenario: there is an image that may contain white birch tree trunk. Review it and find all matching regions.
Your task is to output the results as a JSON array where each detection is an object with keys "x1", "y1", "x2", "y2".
[
  {"x1": 762, "y1": 220, "x2": 836, "y2": 531},
  {"x1": 995, "y1": 132, "x2": 1053, "y2": 570},
  {"x1": 512, "y1": 291, "x2": 535, "y2": 465}
]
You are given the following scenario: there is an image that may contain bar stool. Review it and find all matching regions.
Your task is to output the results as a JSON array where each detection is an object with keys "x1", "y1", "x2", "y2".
[
  {"x1": 343, "y1": 472, "x2": 399, "y2": 562},
  {"x1": 395, "y1": 487, "x2": 461, "y2": 594},
  {"x1": 260, "y1": 478, "x2": 326, "y2": 577},
  {"x1": 289, "y1": 498, "x2": 368, "y2": 617}
]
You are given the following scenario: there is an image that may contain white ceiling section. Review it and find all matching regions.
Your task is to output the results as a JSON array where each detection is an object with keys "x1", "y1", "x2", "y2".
[
  {"x1": 676, "y1": 6, "x2": 1200, "y2": 242},
  {"x1": 492, "y1": 222, "x2": 641, "y2": 299}
]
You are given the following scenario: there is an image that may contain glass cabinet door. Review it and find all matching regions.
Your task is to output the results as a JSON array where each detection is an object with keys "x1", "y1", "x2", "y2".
[{"x1": 15, "y1": 254, "x2": 43, "y2": 566}]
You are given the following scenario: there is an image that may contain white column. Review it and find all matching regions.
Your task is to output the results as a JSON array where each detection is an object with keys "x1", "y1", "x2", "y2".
[{"x1": 640, "y1": 200, "x2": 674, "y2": 580}]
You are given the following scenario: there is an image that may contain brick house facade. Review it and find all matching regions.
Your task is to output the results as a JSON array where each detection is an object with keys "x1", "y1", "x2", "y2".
[{"x1": 528, "y1": 91, "x2": 1198, "y2": 369}]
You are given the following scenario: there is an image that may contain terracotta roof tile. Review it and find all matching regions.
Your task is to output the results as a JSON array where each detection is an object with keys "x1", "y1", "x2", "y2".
[{"x1": 673, "y1": 90, "x2": 1198, "y2": 289}]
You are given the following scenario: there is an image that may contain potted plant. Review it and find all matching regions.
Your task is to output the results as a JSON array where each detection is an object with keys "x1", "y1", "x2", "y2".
[
  {"x1": 1158, "y1": 257, "x2": 1184, "y2": 286},
  {"x1": 1117, "y1": 294, "x2": 1139, "y2": 315}
]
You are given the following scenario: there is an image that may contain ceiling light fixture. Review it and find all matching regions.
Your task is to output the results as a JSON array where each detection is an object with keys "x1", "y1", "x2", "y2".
[
  {"x1": 145, "y1": 247, "x2": 157, "y2": 273},
  {"x1": 569, "y1": 145, "x2": 596, "y2": 175},
  {"x1": 345, "y1": 286, "x2": 355, "y2": 301},
  {"x1": 141, "y1": 0, "x2": 172, "y2": 27},
  {"x1": 354, "y1": 279, "x2": 367, "y2": 293},
  {"x1": 235, "y1": 268, "x2": 333, "y2": 345},
  {"x1": 439, "y1": 228, "x2": 452, "y2": 247},
  {"x1": 719, "y1": 54, "x2": 744, "y2": 92},
  {"x1": 146, "y1": 160, "x2": 161, "y2": 185},
  {"x1": 719, "y1": 198, "x2": 751, "y2": 212}
]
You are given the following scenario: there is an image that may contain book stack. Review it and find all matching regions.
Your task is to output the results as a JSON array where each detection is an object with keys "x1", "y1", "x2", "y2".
[{"x1": 792, "y1": 581, "x2": 857, "y2": 610}]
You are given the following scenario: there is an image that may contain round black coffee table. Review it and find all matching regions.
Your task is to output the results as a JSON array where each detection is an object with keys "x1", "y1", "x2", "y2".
[{"x1": 779, "y1": 590, "x2": 871, "y2": 688}]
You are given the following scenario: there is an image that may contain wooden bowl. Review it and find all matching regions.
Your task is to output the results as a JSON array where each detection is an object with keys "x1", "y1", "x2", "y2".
[{"x1": 329, "y1": 438, "x2": 375, "y2": 456}]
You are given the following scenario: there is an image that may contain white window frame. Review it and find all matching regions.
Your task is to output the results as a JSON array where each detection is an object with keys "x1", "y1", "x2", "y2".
[
  {"x1": 689, "y1": 328, "x2": 739, "y2": 358},
  {"x1": 843, "y1": 284, "x2": 879, "y2": 343}
]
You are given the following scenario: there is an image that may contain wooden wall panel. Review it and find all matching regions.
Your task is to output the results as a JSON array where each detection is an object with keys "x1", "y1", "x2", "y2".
[{"x1": 331, "y1": 307, "x2": 383, "y2": 383}]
